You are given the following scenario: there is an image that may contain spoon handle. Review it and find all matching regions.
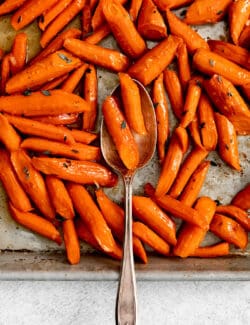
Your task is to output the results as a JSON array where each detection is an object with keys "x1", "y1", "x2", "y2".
[{"x1": 116, "y1": 174, "x2": 137, "y2": 325}]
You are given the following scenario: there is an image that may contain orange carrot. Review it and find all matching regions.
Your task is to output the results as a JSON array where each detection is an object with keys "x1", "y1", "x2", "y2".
[
  {"x1": 214, "y1": 112, "x2": 241, "y2": 171},
  {"x1": 81, "y1": 4, "x2": 92, "y2": 36},
  {"x1": 31, "y1": 157, "x2": 118, "y2": 187},
  {"x1": 153, "y1": 0, "x2": 194, "y2": 10},
  {"x1": 190, "y1": 242, "x2": 230, "y2": 257},
  {"x1": 45, "y1": 175, "x2": 75, "y2": 220},
  {"x1": 40, "y1": 0, "x2": 87, "y2": 48},
  {"x1": 216, "y1": 205, "x2": 250, "y2": 231},
  {"x1": 188, "y1": 115, "x2": 203, "y2": 148},
  {"x1": 9, "y1": 33, "x2": 27, "y2": 75},
  {"x1": 128, "y1": 35, "x2": 181, "y2": 86},
  {"x1": 11, "y1": 150, "x2": 55, "y2": 220},
  {"x1": 84, "y1": 24, "x2": 111, "y2": 44},
  {"x1": 0, "y1": 54, "x2": 11, "y2": 95},
  {"x1": 174, "y1": 126, "x2": 190, "y2": 154},
  {"x1": 231, "y1": 183, "x2": 250, "y2": 211},
  {"x1": 176, "y1": 41, "x2": 191, "y2": 91},
  {"x1": 89, "y1": 0, "x2": 99, "y2": 11},
  {"x1": 34, "y1": 113, "x2": 79, "y2": 125},
  {"x1": 210, "y1": 213, "x2": 248, "y2": 249},
  {"x1": 102, "y1": 96, "x2": 139, "y2": 170},
  {"x1": 61, "y1": 63, "x2": 89, "y2": 93},
  {"x1": 62, "y1": 219, "x2": 80, "y2": 264},
  {"x1": 40, "y1": 74, "x2": 69, "y2": 91},
  {"x1": 9, "y1": 202, "x2": 61, "y2": 245},
  {"x1": 238, "y1": 25, "x2": 250, "y2": 49},
  {"x1": 65, "y1": 128, "x2": 98, "y2": 144},
  {"x1": 0, "y1": 149, "x2": 32, "y2": 212},
  {"x1": 0, "y1": 0, "x2": 26, "y2": 15},
  {"x1": 129, "y1": 0, "x2": 143, "y2": 21},
  {"x1": 0, "y1": 113, "x2": 21, "y2": 152}
]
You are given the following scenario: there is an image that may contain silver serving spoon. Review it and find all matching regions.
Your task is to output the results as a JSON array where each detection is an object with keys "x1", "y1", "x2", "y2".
[{"x1": 100, "y1": 80, "x2": 157, "y2": 325}]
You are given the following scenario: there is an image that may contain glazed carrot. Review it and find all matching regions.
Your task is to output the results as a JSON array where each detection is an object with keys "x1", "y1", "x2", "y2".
[
  {"x1": 31, "y1": 157, "x2": 118, "y2": 187},
  {"x1": 238, "y1": 25, "x2": 250, "y2": 49},
  {"x1": 89, "y1": 0, "x2": 98, "y2": 11},
  {"x1": 214, "y1": 112, "x2": 241, "y2": 171},
  {"x1": 40, "y1": 74, "x2": 69, "y2": 90},
  {"x1": 231, "y1": 183, "x2": 250, "y2": 211},
  {"x1": 137, "y1": 0, "x2": 167, "y2": 41},
  {"x1": 152, "y1": 73, "x2": 169, "y2": 163},
  {"x1": 61, "y1": 63, "x2": 89, "y2": 93},
  {"x1": 188, "y1": 115, "x2": 203, "y2": 148},
  {"x1": 203, "y1": 75, "x2": 250, "y2": 135},
  {"x1": 0, "y1": 113, "x2": 21, "y2": 152},
  {"x1": 229, "y1": 0, "x2": 250, "y2": 45},
  {"x1": 9, "y1": 203, "x2": 61, "y2": 245},
  {"x1": 129, "y1": 0, "x2": 143, "y2": 21},
  {"x1": 133, "y1": 222, "x2": 170, "y2": 256},
  {"x1": 11, "y1": 150, "x2": 55, "y2": 220},
  {"x1": 128, "y1": 35, "x2": 181, "y2": 86},
  {"x1": 132, "y1": 195, "x2": 177, "y2": 245},
  {"x1": 34, "y1": 113, "x2": 79, "y2": 125},
  {"x1": 153, "y1": 0, "x2": 194, "y2": 10},
  {"x1": 241, "y1": 83, "x2": 250, "y2": 101},
  {"x1": 180, "y1": 76, "x2": 203, "y2": 128},
  {"x1": 197, "y1": 94, "x2": 218, "y2": 151},
  {"x1": 82, "y1": 64, "x2": 98, "y2": 130},
  {"x1": 0, "y1": 54, "x2": 10, "y2": 95},
  {"x1": 183, "y1": 0, "x2": 232, "y2": 25},
  {"x1": 65, "y1": 128, "x2": 98, "y2": 144},
  {"x1": 179, "y1": 161, "x2": 210, "y2": 207},
  {"x1": 67, "y1": 183, "x2": 122, "y2": 255},
  {"x1": 40, "y1": 0, "x2": 87, "y2": 48},
  {"x1": 173, "y1": 197, "x2": 216, "y2": 258},
  {"x1": 193, "y1": 48, "x2": 250, "y2": 85},
  {"x1": 9, "y1": 33, "x2": 27, "y2": 75},
  {"x1": 0, "y1": 149, "x2": 32, "y2": 212},
  {"x1": 62, "y1": 219, "x2": 80, "y2": 264},
  {"x1": 216, "y1": 205, "x2": 250, "y2": 231},
  {"x1": 46, "y1": 175, "x2": 75, "y2": 220},
  {"x1": 0, "y1": 0, "x2": 26, "y2": 15},
  {"x1": 64, "y1": 38, "x2": 130, "y2": 72},
  {"x1": 174, "y1": 126, "x2": 190, "y2": 154},
  {"x1": 84, "y1": 24, "x2": 111, "y2": 44},
  {"x1": 6, "y1": 51, "x2": 82, "y2": 94},
  {"x1": 210, "y1": 213, "x2": 248, "y2": 249},
  {"x1": 176, "y1": 42, "x2": 191, "y2": 91},
  {"x1": 163, "y1": 68, "x2": 184, "y2": 120},
  {"x1": 190, "y1": 242, "x2": 230, "y2": 257},
  {"x1": 166, "y1": 9, "x2": 209, "y2": 54},
  {"x1": 82, "y1": 4, "x2": 92, "y2": 36},
  {"x1": 11, "y1": 0, "x2": 59, "y2": 31},
  {"x1": 102, "y1": 96, "x2": 139, "y2": 170},
  {"x1": 119, "y1": 72, "x2": 147, "y2": 135},
  {"x1": 169, "y1": 146, "x2": 208, "y2": 198},
  {"x1": 0, "y1": 90, "x2": 90, "y2": 116}
]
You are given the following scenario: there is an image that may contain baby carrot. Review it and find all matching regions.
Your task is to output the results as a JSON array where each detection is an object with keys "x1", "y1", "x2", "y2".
[
  {"x1": 84, "y1": 24, "x2": 111, "y2": 44},
  {"x1": 154, "y1": 0, "x2": 194, "y2": 9},
  {"x1": 190, "y1": 242, "x2": 230, "y2": 257},
  {"x1": 45, "y1": 175, "x2": 75, "y2": 220},
  {"x1": 9, "y1": 33, "x2": 27, "y2": 75},
  {"x1": 238, "y1": 25, "x2": 250, "y2": 49},
  {"x1": 102, "y1": 96, "x2": 139, "y2": 170},
  {"x1": 216, "y1": 205, "x2": 250, "y2": 231},
  {"x1": 61, "y1": 63, "x2": 89, "y2": 93},
  {"x1": 0, "y1": 54, "x2": 11, "y2": 95},
  {"x1": 174, "y1": 126, "x2": 190, "y2": 154},
  {"x1": 31, "y1": 157, "x2": 118, "y2": 187},
  {"x1": 176, "y1": 42, "x2": 191, "y2": 91},
  {"x1": 81, "y1": 4, "x2": 92, "y2": 36},
  {"x1": 40, "y1": 74, "x2": 70, "y2": 90},
  {"x1": 231, "y1": 183, "x2": 250, "y2": 211},
  {"x1": 65, "y1": 128, "x2": 98, "y2": 144},
  {"x1": 34, "y1": 113, "x2": 79, "y2": 125},
  {"x1": 188, "y1": 115, "x2": 203, "y2": 148},
  {"x1": 0, "y1": 113, "x2": 21, "y2": 152},
  {"x1": 62, "y1": 219, "x2": 80, "y2": 264},
  {"x1": 0, "y1": 0, "x2": 26, "y2": 16},
  {"x1": 129, "y1": 0, "x2": 143, "y2": 21},
  {"x1": 9, "y1": 203, "x2": 61, "y2": 245}
]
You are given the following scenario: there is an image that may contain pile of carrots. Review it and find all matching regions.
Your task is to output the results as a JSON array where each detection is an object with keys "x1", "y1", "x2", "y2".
[{"x1": 0, "y1": 0, "x2": 249, "y2": 265}]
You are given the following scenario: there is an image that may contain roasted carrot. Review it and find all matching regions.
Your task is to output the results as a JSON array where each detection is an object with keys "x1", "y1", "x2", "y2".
[
  {"x1": 152, "y1": 73, "x2": 169, "y2": 163},
  {"x1": 84, "y1": 24, "x2": 111, "y2": 44},
  {"x1": 9, "y1": 33, "x2": 27, "y2": 75},
  {"x1": 188, "y1": 115, "x2": 203, "y2": 148},
  {"x1": 11, "y1": 0, "x2": 59, "y2": 31},
  {"x1": 166, "y1": 8, "x2": 209, "y2": 54},
  {"x1": 229, "y1": 0, "x2": 250, "y2": 45},
  {"x1": 81, "y1": 4, "x2": 92, "y2": 36},
  {"x1": 40, "y1": 0, "x2": 87, "y2": 48},
  {"x1": 89, "y1": 0, "x2": 98, "y2": 11},
  {"x1": 0, "y1": 0, "x2": 26, "y2": 16},
  {"x1": 31, "y1": 157, "x2": 118, "y2": 187},
  {"x1": 0, "y1": 149, "x2": 32, "y2": 212},
  {"x1": 128, "y1": 35, "x2": 181, "y2": 86},
  {"x1": 231, "y1": 183, "x2": 250, "y2": 211},
  {"x1": 129, "y1": 0, "x2": 143, "y2": 21},
  {"x1": 174, "y1": 126, "x2": 190, "y2": 154},
  {"x1": 0, "y1": 54, "x2": 11, "y2": 95},
  {"x1": 61, "y1": 63, "x2": 89, "y2": 93},
  {"x1": 40, "y1": 74, "x2": 69, "y2": 90},
  {"x1": 176, "y1": 41, "x2": 191, "y2": 91},
  {"x1": 210, "y1": 213, "x2": 248, "y2": 249},
  {"x1": 45, "y1": 175, "x2": 75, "y2": 220},
  {"x1": 153, "y1": 0, "x2": 194, "y2": 10},
  {"x1": 21, "y1": 137, "x2": 100, "y2": 161},
  {"x1": 0, "y1": 113, "x2": 21, "y2": 152},
  {"x1": 190, "y1": 242, "x2": 230, "y2": 257},
  {"x1": 9, "y1": 203, "x2": 61, "y2": 245},
  {"x1": 34, "y1": 113, "x2": 79, "y2": 125},
  {"x1": 82, "y1": 64, "x2": 98, "y2": 130},
  {"x1": 132, "y1": 195, "x2": 177, "y2": 245},
  {"x1": 193, "y1": 48, "x2": 250, "y2": 85},
  {"x1": 216, "y1": 205, "x2": 250, "y2": 231},
  {"x1": 11, "y1": 150, "x2": 55, "y2": 220},
  {"x1": 119, "y1": 72, "x2": 147, "y2": 135},
  {"x1": 102, "y1": 96, "x2": 139, "y2": 170},
  {"x1": 241, "y1": 83, "x2": 250, "y2": 101},
  {"x1": 6, "y1": 50, "x2": 82, "y2": 94},
  {"x1": 62, "y1": 219, "x2": 80, "y2": 264},
  {"x1": 65, "y1": 128, "x2": 98, "y2": 144},
  {"x1": 137, "y1": 0, "x2": 167, "y2": 41},
  {"x1": 238, "y1": 25, "x2": 250, "y2": 49},
  {"x1": 64, "y1": 38, "x2": 130, "y2": 72}
]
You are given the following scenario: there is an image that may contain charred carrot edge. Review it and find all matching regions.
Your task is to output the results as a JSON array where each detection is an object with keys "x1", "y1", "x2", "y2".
[
  {"x1": 81, "y1": 4, "x2": 92, "y2": 36},
  {"x1": 62, "y1": 219, "x2": 80, "y2": 265},
  {"x1": 153, "y1": 0, "x2": 193, "y2": 10},
  {"x1": 214, "y1": 112, "x2": 241, "y2": 171},
  {"x1": 190, "y1": 242, "x2": 230, "y2": 257},
  {"x1": 229, "y1": 0, "x2": 250, "y2": 45},
  {"x1": 65, "y1": 128, "x2": 98, "y2": 144},
  {"x1": 169, "y1": 146, "x2": 208, "y2": 198},
  {"x1": 137, "y1": 0, "x2": 167, "y2": 41},
  {"x1": 216, "y1": 205, "x2": 250, "y2": 231},
  {"x1": 210, "y1": 213, "x2": 248, "y2": 249},
  {"x1": 0, "y1": 0, "x2": 26, "y2": 16},
  {"x1": 133, "y1": 221, "x2": 170, "y2": 256},
  {"x1": 0, "y1": 54, "x2": 11, "y2": 95},
  {"x1": 238, "y1": 25, "x2": 250, "y2": 49},
  {"x1": 61, "y1": 63, "x2": 89, "y2": 93},
  {"x1": 128, "y1": 35, "x2": 181, "y2": 86},
  {"x1": 0, "y1": 149, "x2": 32, "y2": 212},
  {"x1": 0, "y1": 113, "x2": 21, "y2": 152},
  {"x1": 82, "y1": 64, "x2": 98, "y2": 131},
  {"x1": 84, "y1": 24, "x2": 111, "y2": 44},
  {"x1": 129, "y1": 0, "x2": 143, "y2": 21},
  {"x1": 163, "y1": 68, "x2": 184, "y2": 120},
  {"x1": 132, "y1": 195, "x2": 177, "y2": 245},
  {"x1": 9, "y1": 202, "x2": 62, "y2": 244},
  {"x1": 231, "y1": 183, "x2": 250, "y2": 211},
  {"x1": 188, "y1": 115, "x2": 204, "y2": 148},
  {"x1": 176, "y1": 41, "x2": 191, "y2": 91},
  {"x1": 40, "y1": 74, "x2": 69, "y2": 91},
  {"x1": 46, "y1": 175, "x2": 74, "y2": 220},
  {"x1": 31, "y1": 157, "x2": 118, "y2": 187},
  {"x1": 166, "y1": 9, "x2": 209, "y2": 54},
  {"x1": 152, "y1": 73, "x2": 169, "y2": 163},
  {"x1": 40, "y1": 0, "x2": 87, "y2": 48},
  {"x1": 102, "y1": 96, "x2": 139, "y2": 170},
  {"x1": 9, "y1": 33, "x2": 27, "y2": 75},
  {"x1": 34, "y1": 113, "x2": 79, "y2": 125},
  {"x1": 174, "y1": 126, "x2": 189, "y2": 154},
  {"x1": 179, "y1": 161, "x2": 210, "y2": 207}
]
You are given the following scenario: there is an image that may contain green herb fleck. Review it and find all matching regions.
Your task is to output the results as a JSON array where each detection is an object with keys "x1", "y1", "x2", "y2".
[
  {"x1": 121, "y1": 120, "x2": 126, "y2": 129},
  {"x1": 23, "y1": 89, "x2": 32, "y2": 96},
  {"x1": 209, "y1": 59, "x2": 215, "y2": 67},
  {"x1": 23, "y1": 166, "x2": 30, "y2": 179},
  {"x1": 63, "y1": 162, "x2": 69, "y2": 168},
  {"x1": 58, "y1": 53, "x2": 72, "y2": 63},
  {"x1": 71, "y1": 149, "x2": 79, "y2": 153},
  {"x1": 41, "y1": 90, "x2": 51, "y2": 96},
  {"x1": 42, "y1": 150, "x2": 51, "y2": 155}
]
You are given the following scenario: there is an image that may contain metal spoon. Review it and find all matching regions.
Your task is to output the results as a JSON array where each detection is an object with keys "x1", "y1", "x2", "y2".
[{"x1": 100, "y1": 80, "x2": 157, "y2": 325}]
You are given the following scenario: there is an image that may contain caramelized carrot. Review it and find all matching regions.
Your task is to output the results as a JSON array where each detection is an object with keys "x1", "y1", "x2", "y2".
[
  {"x1": 61, "y1": 63, "x2": 89, "y2": 93},
  {"x1": 238, "y1": 25, "x2": 250, "y2": 49},
  {"x1": 34, "y1": 113, "x2": 79, "y2": 125},
  {"x1": 9, "y1": 33, "x2": 27, "y2": 75},
  {"x1": 188, "y1": 115, "x2": 203, "y2": 148},
  {"x1": 65, "y1": 128, "x2": 98, "y2": 144},
  {"x1": 216, "y1": 205, "x2": 250, "y2": 231},
  {"x1": 0, "y1": 0, "x2": 26, "y2": 16},
  {"x1": 176, "y1": 42, "x2": 191, "y2": 91},
  {"x1": 81, "y1": 4, "x2": 92, "y2": 36},
  {"x1": 174, "y1": 126, "x2": 190, "y2": 154},
  {"x1": 153, "y1": 0, "x2": 194, "y2": 10},
  {"x1": 190, "y1": 242, "x2": 230, "y2": 257},
  {"x1": 0, "y1": 113, "x2": 21, "y2": 152},
  {"x1": 129, "y1": 0, "x2": 143, "y2": 21},
  {"x1": 231, "y1": 183, "x2": 250, "y2": 211},
  {"x1": 62, "y1": 219, "x2": 80, "y2": 264},
  {"x1": 0, "y1": 54, "x2": 11, "y2": 95},
  {"x1": 40, "y1": 74, "x2": 69, "y2": 91},
  {"x1": 84, "y1": 24, "x2": 111, "y2": 44},
  {"x1": 241, "y1": 83, "x2": 250, "y2": 101}
]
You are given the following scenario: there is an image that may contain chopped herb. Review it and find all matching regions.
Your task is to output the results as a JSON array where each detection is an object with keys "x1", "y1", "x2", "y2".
[
  {"x1": 225, "y1": 144, "x2": 229, "y2": 150},
  {"x1": 215, "y1": 199, "x2": 221, "y2": 206},
  {"x1": 23, "y1": 166, "x2": 30, "y2": 179},
  {"x1": 56, "y1": 215, "x2": 67, "y2": 222},
  {"x1": 217, "y1": 75, "x2": 222, "y2": 83},
  {"x1": 66, "y1": 159, "x2": 72, "y2": 165},
  {"x1": 153, "y1": 102, "x2": 159, "y2": 108},
  {"x1": 227, "y1": 92, "x2": 233, "y2": 97},
  {"x1": 71, "y1": 149, "x2": 79, "y2": 153},
  {"x1": 209, "y1": 59, "x2": 215, "y2": 67},
  {"x1": 17, "y1": 16, "x2": 22, "y2": 23},
  {"x1": 42, "y1": 150, "x2": 51, "y2": 155},
  {"x1": 23, "y1": 89, "x2": 32, "y2": 96},
  {"x1": 210, "y1": 161, "x2": 218, "y2": 167},
  {"x1": 199, "y1": 122, "x2": 206, "y2": 129},
  {"x1": 63, "y1": 135, "x2": 67, "y2": 142},
  {"x1": 63, "y1": 162, "x2": 69, "y2": 168},
  {"x1": 58, "y1": 53, "x2": 72, "y2": 63},
  {"x1": 217, "y1": 10, "x2": 223, "y2": 15},
  {"x1": 41, "y1": 90, "x2": 51, "y2": 96},
  {"x1": 121, "y1": 120, "x2": 126, "y2": 129}
]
